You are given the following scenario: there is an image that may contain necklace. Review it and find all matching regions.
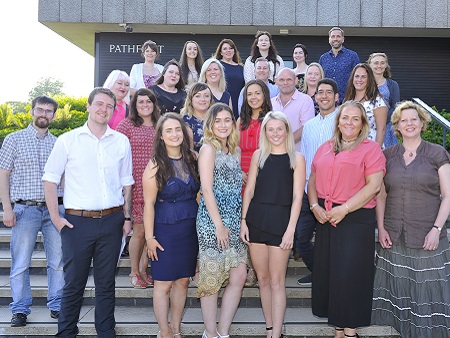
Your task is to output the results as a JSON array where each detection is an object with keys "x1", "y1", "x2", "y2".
[
  {"x1": 341, "y1": 138, "x2": 357, "y2": 143},
  {"x1": 403, "y1": 141, "x2": 421, "y2": 158}
]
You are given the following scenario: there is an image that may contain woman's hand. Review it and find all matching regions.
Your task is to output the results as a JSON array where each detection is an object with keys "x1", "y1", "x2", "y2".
[
  {"x1": 326, "y1": 205, "x2": 348, "y2": 226},
  {"x1": 378, "y1": 228, "x2": 392, "y2": 249},
  {"x1": 279, "y1": 228, "x2": 295, "y2": 251},
  {"x1": 312, "y1": 205, "x2": 329, "y2": 224},
  {"x1": 216, "y1": 225, "x2": 230, "y2": 250},
  {"x1": 240, "y1": 220, "x2": 250, "y2": 245},
  {"x1": 242, "y1": 171, "x2": 248, "y2": 185},
  {"x1": 423, "y1": 228, "x2": 440, "y2": 251},
  {"x1": 146, "y1": 238, "x2": 164, "y2": 261}
]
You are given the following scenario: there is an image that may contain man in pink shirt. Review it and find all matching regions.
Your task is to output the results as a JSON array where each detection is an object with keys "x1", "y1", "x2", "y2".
[{"x1": 271, "y1": 68, "x2": 315, "y2": 151}]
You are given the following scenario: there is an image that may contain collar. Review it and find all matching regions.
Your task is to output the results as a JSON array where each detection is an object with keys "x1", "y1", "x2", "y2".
[
  {"x1": 275, "y1": 89, "x2": 301, "y2": 103},
  {"x1": 328, "y1": 46, "x2": 347, "y2": 55},
  {"x1": 26, "y1": 123, "x2": 49, "y2": 139},
  {"x1": 79, "y1": 122, "x2": 115, "y2": 139},
  {"x1": 318, "y1": 108, "x2": 339, "y2": 121}
]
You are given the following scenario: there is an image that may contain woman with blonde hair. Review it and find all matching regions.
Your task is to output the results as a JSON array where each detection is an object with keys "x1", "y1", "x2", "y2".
[
  {"x1": 199, "y1": 58, "x2": 233, "y2": 109},
  {"x1": 103, "y1": 69, "x2": 130, "y2": 129},
  {"x1": 309, "y1": 101, "x2": 385, "y2": 338},
  {"x1": 301, "y1": 63, "x2": 325, "y2": 115},
  {"x1": 196, "y1": 103, "x2": 247, "y2": 338},
  {"x1": 181, "y1": 82, "x2": 214, "y2": 152},
  {"x1": 367, "y1": 52, "x2": 400, "y2": 147},
  {"x1": 241, "y1": 111, "x2": 305, "y2": 338}
]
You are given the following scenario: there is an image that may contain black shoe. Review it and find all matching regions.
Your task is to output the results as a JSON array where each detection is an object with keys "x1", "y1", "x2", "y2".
[
  {"x1": 11, "y1": 313, "x2": 27, "y2": 327},
  {"x1": 297, "y1": 274, "x2": 312, "y2": 287},
  {"x1": 50, "y1": 310, "x2": 59, "y2": 319}
]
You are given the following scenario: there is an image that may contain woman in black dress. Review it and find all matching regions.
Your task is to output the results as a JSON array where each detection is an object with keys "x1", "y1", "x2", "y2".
[{"x1": 240, "y1": 111, "x2": 305, "y2": 338}]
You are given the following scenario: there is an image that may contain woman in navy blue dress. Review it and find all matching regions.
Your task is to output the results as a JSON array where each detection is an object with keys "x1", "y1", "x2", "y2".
[{"x1": 143, "y1": 113, "x2": 200, "y2": 338}]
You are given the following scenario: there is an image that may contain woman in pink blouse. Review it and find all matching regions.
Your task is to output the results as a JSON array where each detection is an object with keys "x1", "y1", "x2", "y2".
[
  {"x1": 116, "y1": 88, "x2": 161, "y2": 288},
  {"x1": 308, "y1": 101, "x2": 385, "y2": 338},
  {"x1": 103, "y1": 69, "x2": 131, "y2": 130}
]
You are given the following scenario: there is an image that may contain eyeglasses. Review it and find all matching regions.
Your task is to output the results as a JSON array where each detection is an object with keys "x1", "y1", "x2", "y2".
[{"x1": 33, "y1": 107, "x2": 55, "y2": 115}]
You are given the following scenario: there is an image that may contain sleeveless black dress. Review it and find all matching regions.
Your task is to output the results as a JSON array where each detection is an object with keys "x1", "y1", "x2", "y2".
[{"x1": 246, "y1": 153, "x2": 293, "y2": 243}]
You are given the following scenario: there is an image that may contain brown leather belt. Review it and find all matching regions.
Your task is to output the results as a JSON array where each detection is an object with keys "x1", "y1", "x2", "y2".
[{"x1": 65, "y1": 207, "x2": 121, "y2": 218}]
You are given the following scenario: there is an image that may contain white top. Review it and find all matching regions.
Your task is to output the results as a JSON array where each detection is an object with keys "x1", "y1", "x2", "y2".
[
  {"x1": 130, "y1": 63, "x2": 164, "y2": 90},
  {"x1": 300, "y1": 108, "x2": 338, "y2": 191},
  {"x1": 43, "y1": 123, "x2": 134, "y2": 210},
  {"x1": 243, "y1": 55, "x2": 284, "y2": 83}
]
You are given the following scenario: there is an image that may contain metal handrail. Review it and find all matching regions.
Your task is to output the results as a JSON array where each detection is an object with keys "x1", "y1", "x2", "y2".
[{"x1": 412, "y1": 98, "x2": 450, "y2": 149}]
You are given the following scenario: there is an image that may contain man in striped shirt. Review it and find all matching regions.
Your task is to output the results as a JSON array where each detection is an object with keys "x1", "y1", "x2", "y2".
[{"x1": 296, "y1": 79, "x2": 340, "y2": 287}]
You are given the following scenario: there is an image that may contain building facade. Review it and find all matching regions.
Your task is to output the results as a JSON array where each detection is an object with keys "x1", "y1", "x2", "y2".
[{"x1": 39, "y1": 0, "x2": 450, "y2": 108}]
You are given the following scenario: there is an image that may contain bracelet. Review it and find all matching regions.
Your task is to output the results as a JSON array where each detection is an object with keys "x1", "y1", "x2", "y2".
[
  {"x1": 344, "y1": 203, "x2": 350, "y2": 214},
  {"x1": 310, "y1": 203, "x2": 318, "y2": 211},
  {"x1": 124, "y1": 217, "x2": 132, "y2": 222},
  {"x1": 241, "y1": 217, "x2": 246, "y2": 220},
  {"x1": 433, "y1": 225, "x2": 442, "y2": 232}
]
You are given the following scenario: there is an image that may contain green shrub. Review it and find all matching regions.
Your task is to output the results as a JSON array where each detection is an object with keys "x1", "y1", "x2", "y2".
[
  {"x1": 422, "y1": 107, "x2": 450, "y2": 150},
  {"x1": 12, "y1": 112, "x2": 33, "y2": 129},
  {"x1": 53, "y1": 95, "x2": 87, "y2": 112},
  {"x1": 0, "y1": 103, "x2": 15, "y2": 129},
  {"x1": 0, "y1": 127, "x2": 20, "y2": 139}
]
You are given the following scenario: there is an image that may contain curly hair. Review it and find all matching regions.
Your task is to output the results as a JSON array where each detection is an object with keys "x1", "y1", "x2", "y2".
[{"x1": 250, "y1": 31, "x2": 280, "y2": 66}]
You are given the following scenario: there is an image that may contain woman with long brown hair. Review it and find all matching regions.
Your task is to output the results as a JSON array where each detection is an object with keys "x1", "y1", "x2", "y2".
[
  {"x1": 143, "y1": 113, "x2": 199, "y2": 338},
  {"x1": 179, "y1": 40, "x2": 204, "y2": 90}
]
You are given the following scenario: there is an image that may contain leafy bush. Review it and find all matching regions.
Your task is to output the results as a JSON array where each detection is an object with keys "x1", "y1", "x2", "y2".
[
  {"x1": 53, "y1": 95, "x2": 87, "y2": 113},
  {"x1": 0, "y1": 103, "x2": 14, "y2": 129},
  {"x1": 422, "y1": 107, "x2": 450, "y2": 150},
  {"x1": 12, "y1": 112, "x2": 33, "y2": 129},
  {"x1": 0, "y1": 127, "x2": 20, "y2": 139}
]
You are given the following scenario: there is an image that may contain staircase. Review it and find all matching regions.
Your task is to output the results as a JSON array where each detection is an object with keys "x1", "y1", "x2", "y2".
[{"x1": 0, "y1": 204, "x2": 407, "y2": 337}]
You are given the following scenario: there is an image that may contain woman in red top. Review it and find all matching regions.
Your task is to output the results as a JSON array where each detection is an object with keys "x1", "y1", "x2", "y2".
[
  {"x1": 308, "y1": 101, "x2": 385, "y2": 338},
  {"x1": 237, "y1": 79, "x2": 273, "y2": 188},
  {"x1": 116, "y1": 88, "x2": 161, "y2": 288}
]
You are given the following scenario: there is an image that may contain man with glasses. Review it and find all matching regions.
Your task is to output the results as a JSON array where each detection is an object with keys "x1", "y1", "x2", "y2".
[
  {"x1": 0, "y1": 96, "x2": 64, "y2": 327},
  {"x1": 271, "y1": 67, "x2": 315, "y2": 151}
]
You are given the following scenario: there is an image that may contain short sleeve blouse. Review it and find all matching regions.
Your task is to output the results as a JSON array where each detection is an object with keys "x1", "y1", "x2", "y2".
[
  {"x1": 312, "y1": 139, "x2": 386, "y2": 211},
  {"x1": 382, "y1": 141, "x2": 450, "y2": 248}
]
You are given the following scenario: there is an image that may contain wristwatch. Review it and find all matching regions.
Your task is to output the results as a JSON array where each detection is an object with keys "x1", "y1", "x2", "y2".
[
  {"x1": 310, "y1": 203, "x2": 319, "y2": 211},
  {"x1": 432, "y1": 225, "x2": 443, "y2": 232}
]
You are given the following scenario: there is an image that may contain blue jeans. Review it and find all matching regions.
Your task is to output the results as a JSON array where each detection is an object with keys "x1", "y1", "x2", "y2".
[
  {"x1": 9, "y1": 203, "x2": 65, "y2": 315},
  {"x1": 295, "y1": 193, "x2": 317, "y2": 272}
]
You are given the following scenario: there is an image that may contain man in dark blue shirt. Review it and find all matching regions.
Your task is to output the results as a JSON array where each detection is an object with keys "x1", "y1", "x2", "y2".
[{"x1": 319, "y1": 27, "x2": 360, "y2": 104}]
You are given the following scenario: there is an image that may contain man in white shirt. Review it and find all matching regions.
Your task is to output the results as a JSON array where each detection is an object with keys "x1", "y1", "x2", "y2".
[
  {"x1": 43, "y1": 87, "x2": 134, "y2": 338},
  {"x1": 238, "y1": 57, "x2": 279, "y2": 114},
  {"x1": 271, "y1": 68, "x2": 315, "y2": 151},
  {"x1": 296, "y1": 79, "x2": 339, "y2": 287}
]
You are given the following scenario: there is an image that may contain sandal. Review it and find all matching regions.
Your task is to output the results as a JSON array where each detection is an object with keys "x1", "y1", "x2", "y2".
[
  {"x1": 173, "y1": 333, "x2": 181, "y2": 337},
  {"x1": 202, "y1": 331, "x2": 218, "y2": 338},
  {"x1": 129, "y1": 274, "x2": 147, "y2": 289},
  {"x1": 344, "y1": 333, "x2": 360, "y2": 338},
  {"x1": 245, "y1": 268, "x2": 258, "y2": 287},
  {"x1": 216, "y1": 331, "x2": 229, "y2": 338},
  {"x1": 141, "y1": 273, "x2": 154, "y2": 286}
]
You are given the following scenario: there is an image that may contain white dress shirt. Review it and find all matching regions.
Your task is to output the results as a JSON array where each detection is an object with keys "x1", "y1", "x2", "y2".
[{"x1": 43, "y1": 123, "x2": 134, "y2": 210}]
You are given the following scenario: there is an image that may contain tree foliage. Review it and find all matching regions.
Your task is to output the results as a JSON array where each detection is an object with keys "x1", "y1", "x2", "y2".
[{"x1": 28, "y1": 77, "x2": 65, "y2": 101}]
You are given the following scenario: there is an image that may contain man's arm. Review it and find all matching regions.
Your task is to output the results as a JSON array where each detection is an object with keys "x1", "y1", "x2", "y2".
[
  {"x1": 0, "y1": 169, "x2": 15, "y2": 227},
  {"x1": 43, "y1": 181, "x2": 72, "y2": 231}
]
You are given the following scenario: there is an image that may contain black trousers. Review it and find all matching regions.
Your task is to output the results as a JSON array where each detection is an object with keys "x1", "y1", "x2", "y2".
[{"x1": 56, "y1": 210, "x2": 123, "y2": 338}]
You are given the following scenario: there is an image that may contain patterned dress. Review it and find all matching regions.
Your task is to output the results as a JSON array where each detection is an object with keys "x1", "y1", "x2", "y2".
[
  {"x1": 196, "y1": 149, "x2": 247, "y2": 298},
  {"x1": 361, "y1": 96, "x2": 387, "y2": 145},
  {"x1": 183, "y1": 114, "x2": 204, "y2": 153},
  {"x1": 116, "y1": 119, "x2": 155, "y2": 224}
]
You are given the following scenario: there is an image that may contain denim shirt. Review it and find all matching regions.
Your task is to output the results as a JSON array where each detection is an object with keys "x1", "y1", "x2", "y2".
[{"x1": 319, "y1": 47, "x2": 360, "y2": 103}]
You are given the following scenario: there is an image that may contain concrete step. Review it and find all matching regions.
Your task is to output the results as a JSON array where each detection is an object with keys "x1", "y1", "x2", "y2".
[
  {"x1": 0, "y1": 275, "x2": 312, "y2": 308},
  {"x1": 0, "y1": 306, "x2": 400, "y2": 337}
]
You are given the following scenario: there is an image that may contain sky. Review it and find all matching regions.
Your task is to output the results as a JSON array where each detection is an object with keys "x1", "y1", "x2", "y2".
[{"x1": 1, "y1": 0, "x2": 94, "y2": 103}]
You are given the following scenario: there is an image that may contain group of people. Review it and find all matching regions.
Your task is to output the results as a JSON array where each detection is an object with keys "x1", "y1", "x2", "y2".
[{"x1": 0, "y1": 25, "x2": 448, "y2": 338}]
